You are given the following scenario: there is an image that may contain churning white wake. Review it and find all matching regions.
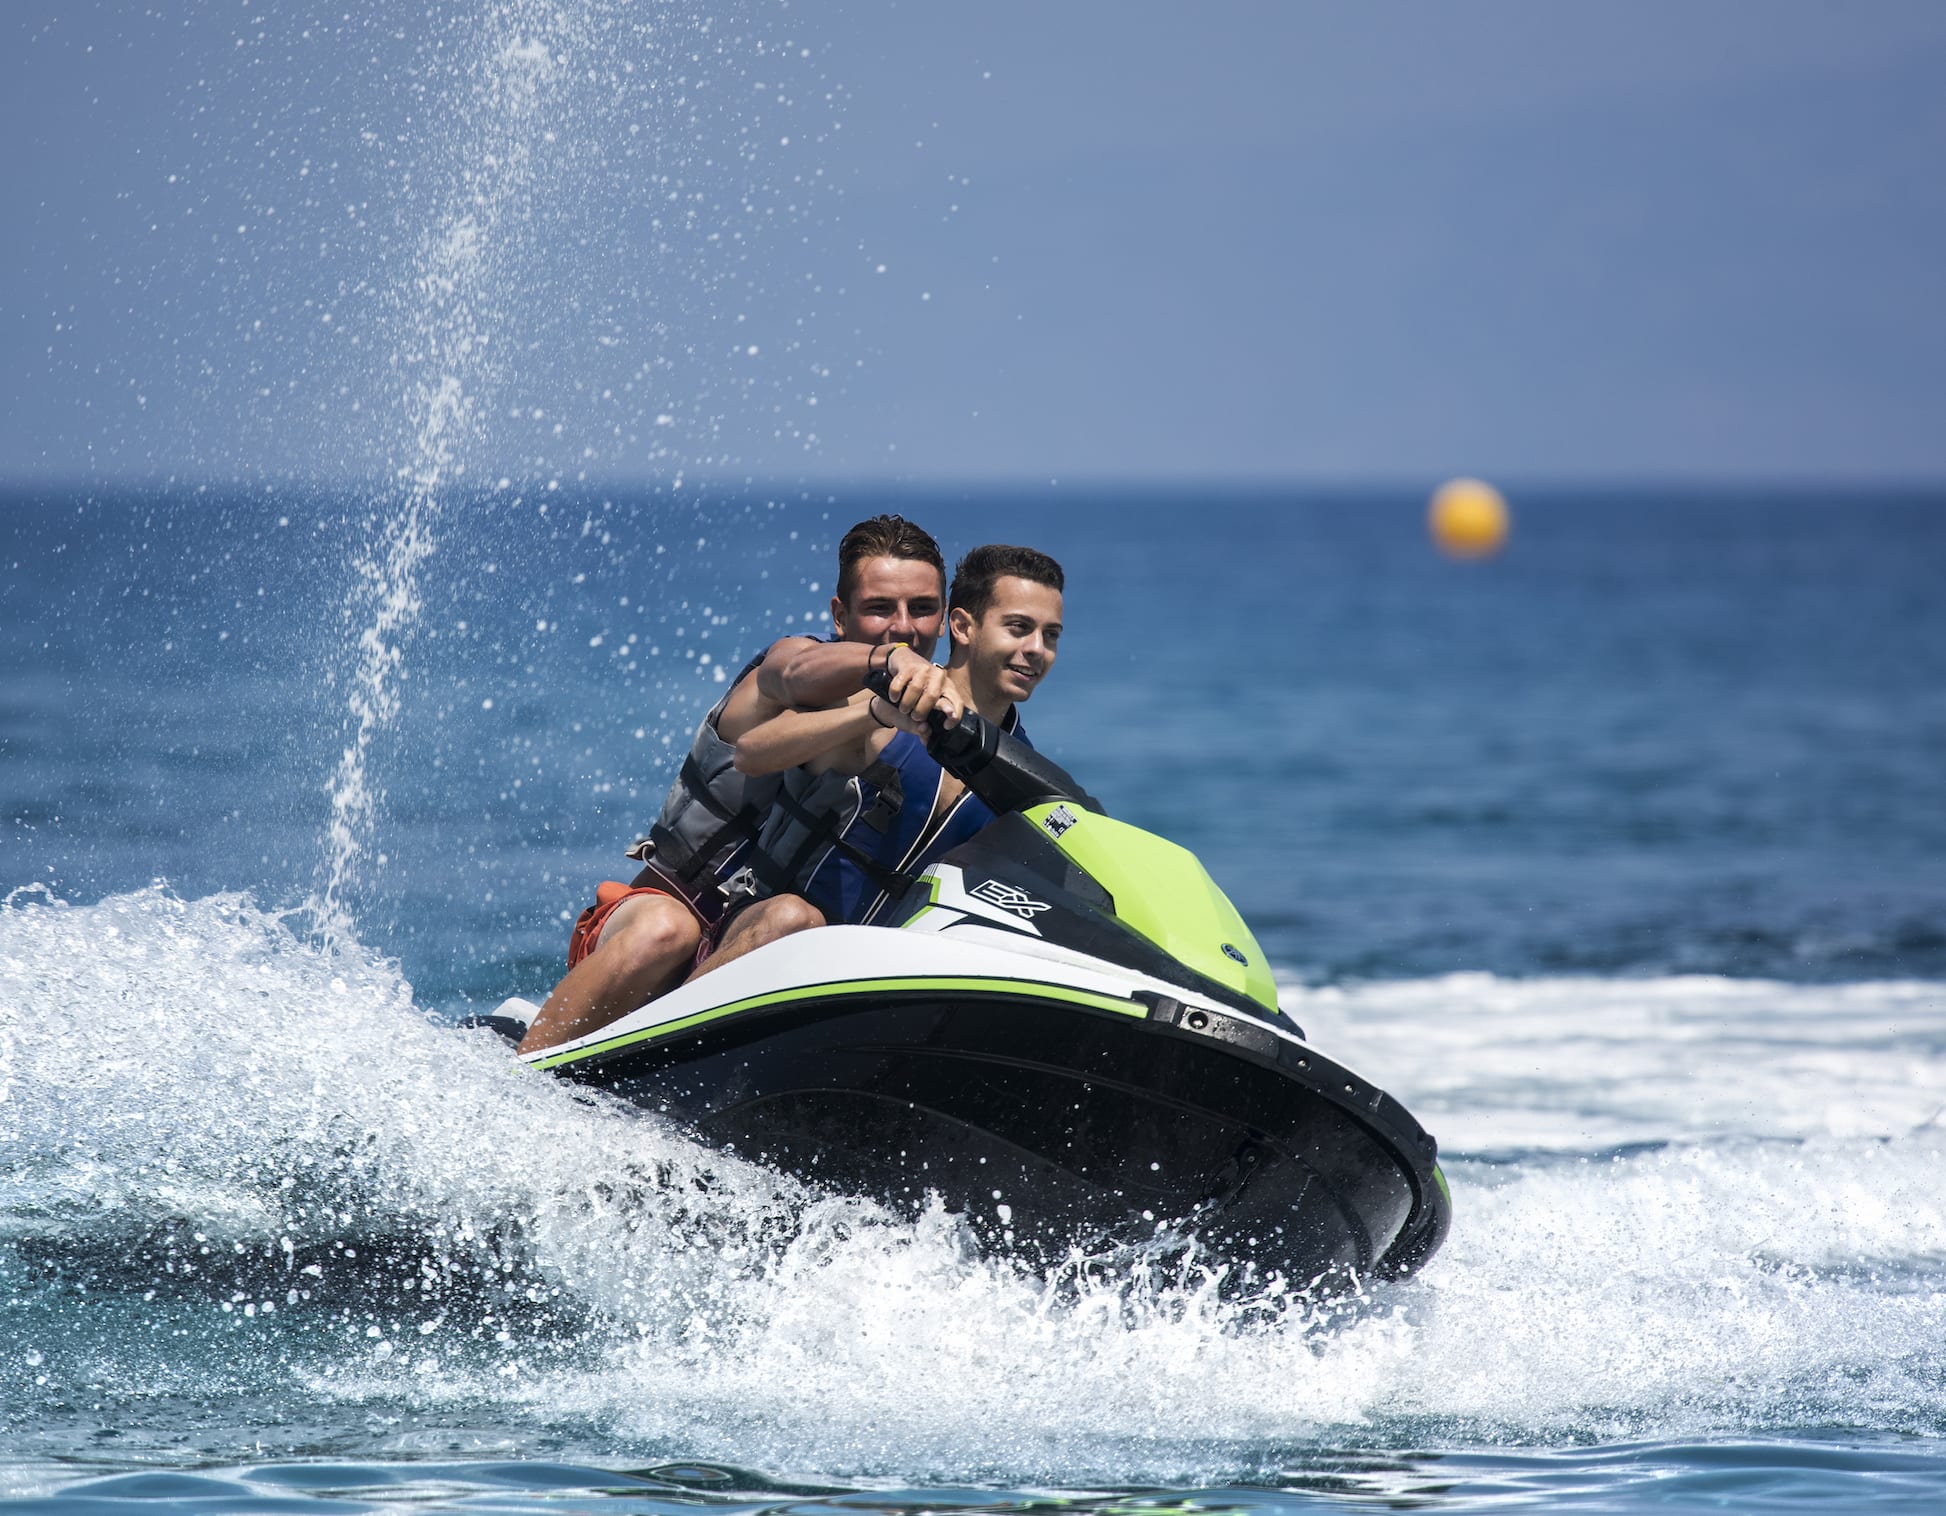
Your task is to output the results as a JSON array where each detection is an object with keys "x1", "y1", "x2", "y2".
[{"x1": 5, "y1": 888, "x2": 1945, "y2": 1482}]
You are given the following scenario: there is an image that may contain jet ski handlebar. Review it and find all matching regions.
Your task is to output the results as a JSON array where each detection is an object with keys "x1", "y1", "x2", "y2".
[{"x1": 864, "y1": 663, "x2": 1104, "y2": 817}]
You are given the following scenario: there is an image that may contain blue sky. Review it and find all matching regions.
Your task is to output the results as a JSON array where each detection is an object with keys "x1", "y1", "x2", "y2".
[{"x1": 6, "y1": 1, "x2": 1945, "y2": 485}]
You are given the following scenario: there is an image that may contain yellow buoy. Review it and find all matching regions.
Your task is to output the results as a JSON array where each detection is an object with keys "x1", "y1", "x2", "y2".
[{"x1": 1429, "y1": 478, "x2": 1510, "y2": 560}]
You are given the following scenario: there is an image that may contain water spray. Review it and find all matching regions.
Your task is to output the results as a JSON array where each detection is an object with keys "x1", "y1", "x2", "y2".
[{"x1": 313, "y1": 7, "x2": 578, "y2": 941}]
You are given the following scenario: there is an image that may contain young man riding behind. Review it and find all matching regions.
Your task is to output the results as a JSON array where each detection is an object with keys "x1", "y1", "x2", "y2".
[{"x1": 517, "y1": 515, "x2": 958, "y2": 1054}]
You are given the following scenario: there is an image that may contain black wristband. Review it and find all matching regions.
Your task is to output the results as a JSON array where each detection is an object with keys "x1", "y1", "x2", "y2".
[
  {"x1": 868, "y1": 695, "x2": 895, "y2": 728},
  {"x1": 863, "y1": 643, "x2": 901, "y2": 700}
]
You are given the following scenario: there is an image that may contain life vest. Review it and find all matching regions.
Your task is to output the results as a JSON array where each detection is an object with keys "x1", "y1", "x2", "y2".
[
  {"x1": 752, "y1": 710, "x2": 1029, "y2": 926},
  {"x1": 624, "y1": 650, "x2": 777, "y2": 902}
]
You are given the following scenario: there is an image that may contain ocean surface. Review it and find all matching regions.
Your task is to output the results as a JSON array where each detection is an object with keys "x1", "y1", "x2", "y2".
[{"x1": 5, "y1": 484, "x2": 1946, "y2": 1514}]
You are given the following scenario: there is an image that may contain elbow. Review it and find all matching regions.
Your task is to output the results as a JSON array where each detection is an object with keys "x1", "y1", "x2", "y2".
[
  {"x1": 775, "y1": 668, "x2": 814, "y2": 708},
  {"x1": 733, "y1": 740, "x2": 777, "y2": 777},
  {"x1": 761, "y1": 651, "x2": 811, "y2": 709}
]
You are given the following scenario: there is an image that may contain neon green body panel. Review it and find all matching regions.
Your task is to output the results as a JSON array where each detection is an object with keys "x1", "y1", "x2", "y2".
[{"x1": 1026, "y1": 803, "x2": 1280, "y2": 1011}]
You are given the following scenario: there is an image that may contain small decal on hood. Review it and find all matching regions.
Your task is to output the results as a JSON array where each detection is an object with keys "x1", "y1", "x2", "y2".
[
  {"x1": 1041, "y1": 804, "x2": 1079, "y2": 838},
  {"x1": 1221, "y1": 943, "x2": 1249, "y2": 966}
]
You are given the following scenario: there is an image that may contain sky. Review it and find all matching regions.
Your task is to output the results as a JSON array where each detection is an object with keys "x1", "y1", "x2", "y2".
[{"x1": 6, "y1": 0, "x2": 1946, "y2": 486}]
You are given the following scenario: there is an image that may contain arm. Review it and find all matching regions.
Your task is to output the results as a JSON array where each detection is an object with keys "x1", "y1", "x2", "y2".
[
  {"x1": 713, "y1": 635, "x2": 822, "y2": 745},
  {"x1": 757, "y1": 640, "x2": 961, "y2": 727},
  {"x1": 733, "y1": 692, "x2": 880, "y2": 776},
  {"x1": 757, "y1": 640, "x2": 886, "y2": 707},
  {"x1": 735, "y1": 689, "x2": 937, "y2": 776}
]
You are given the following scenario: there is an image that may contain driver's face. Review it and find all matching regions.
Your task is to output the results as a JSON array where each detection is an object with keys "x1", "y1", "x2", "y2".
[
  {"x1": 832, "y1": 555, "x2": 946, "y2": 659},
  {"x1": 953, "y1": 576, "x2": 1062, "y2": 705}
]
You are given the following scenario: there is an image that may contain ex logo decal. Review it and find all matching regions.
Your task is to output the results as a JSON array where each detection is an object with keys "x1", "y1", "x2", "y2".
[{"x1": 968, "y1": 878, "x2": 1052, "y2": 919}]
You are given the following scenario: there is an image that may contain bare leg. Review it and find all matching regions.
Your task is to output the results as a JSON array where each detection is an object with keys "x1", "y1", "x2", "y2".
[
  {"x1": 517, "y1": 894, "x2": 702, "y2": 1054},
  {"x1": 688, "y1": 893, "x2": 826, "y2": 979}
]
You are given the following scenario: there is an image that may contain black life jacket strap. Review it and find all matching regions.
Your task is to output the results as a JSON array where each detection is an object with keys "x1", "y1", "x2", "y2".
[
  {"x1": 678, "y1": 754, "x2": 738, "y2": 822},
  {"x1": 750, "y1": 786, "x2": 843, "y2": 892},
  {"x1": 855, "y1": 759, "x2": 903, "y2": 834}
]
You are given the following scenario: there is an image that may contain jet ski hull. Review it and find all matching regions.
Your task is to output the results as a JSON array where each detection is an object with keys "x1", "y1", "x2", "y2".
[{"x1": 552, "y1": 965, "x2": 1448, "y2": 1289}]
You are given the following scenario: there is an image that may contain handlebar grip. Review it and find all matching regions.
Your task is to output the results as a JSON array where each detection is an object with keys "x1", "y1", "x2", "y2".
[
  {"x1": 858, "y1": 648, "x2": 1098, "y2": 814},
  {"x1": 860, "y1": 650, "x2": 1009, "y2": 776},
  {"x1": 863, "y1": 652, "x2": 961, "y2": 734}
]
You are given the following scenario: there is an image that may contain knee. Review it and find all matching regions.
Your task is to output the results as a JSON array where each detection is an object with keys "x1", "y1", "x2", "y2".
[
  {"x1": 725, "y1": 893, "x2": 824, "y2": 951},
  {"x1": 603, "y1": 898, "x2": 699, "y2": 964},
  {"x1": 762, "y1": 894, "x2": 826, "y2": 938}
]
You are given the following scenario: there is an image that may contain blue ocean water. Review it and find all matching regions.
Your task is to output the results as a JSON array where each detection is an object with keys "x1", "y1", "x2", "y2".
[
  {"x1": 4, "y1": 483, "x2": 1946, "y2": 1514},
  {"x1": 11, "y1": 485, "x2": 1946, "y2": 995}
]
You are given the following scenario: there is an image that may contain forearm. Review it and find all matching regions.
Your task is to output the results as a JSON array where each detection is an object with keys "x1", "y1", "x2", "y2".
[
  {"x1": 733, "y1": 696, "x2": 880, "y2": 775},
  {"x1": 758, "y1": 640, "x2": 891, "y2": 708}
]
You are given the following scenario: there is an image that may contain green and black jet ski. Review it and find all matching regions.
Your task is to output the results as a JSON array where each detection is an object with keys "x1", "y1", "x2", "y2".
[{"x1": 514, "y1": 691, "x2": 1451, "y2": 1291}]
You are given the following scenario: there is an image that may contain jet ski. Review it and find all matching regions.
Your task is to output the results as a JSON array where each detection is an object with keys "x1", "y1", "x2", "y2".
[{"x1": 515, "y1": 690, "x2": 1451, "y2": 1291}]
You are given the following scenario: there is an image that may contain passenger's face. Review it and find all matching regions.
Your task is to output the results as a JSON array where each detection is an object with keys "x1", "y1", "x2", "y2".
[
  {"x1": 833, "y1": 555, "x2": 946, "y2": 659},
  {"x1": 953, "y1": 576, "x2": 1062, "y2": 704}
]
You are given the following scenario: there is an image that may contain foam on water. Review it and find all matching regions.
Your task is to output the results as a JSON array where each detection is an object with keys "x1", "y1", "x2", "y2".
[
  {"x1": 1285, "y1": 972, "x2": 1946, "y2": 1152},
  {"x1": 5, "y1": 888, "x2": 1946, "y2": 1482}
]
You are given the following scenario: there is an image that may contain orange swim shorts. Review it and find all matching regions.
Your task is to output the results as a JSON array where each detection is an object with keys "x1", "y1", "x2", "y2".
[{"x1": 565, "y1": 881, "x2": 678, "y2": 969}]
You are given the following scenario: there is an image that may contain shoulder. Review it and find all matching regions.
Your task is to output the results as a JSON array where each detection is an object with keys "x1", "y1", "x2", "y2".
[
  {"x1": 756, "y1": 633, "x2": 824, "y2": 667},
  {"x1": 720, "y1": 634, "x2": 821, "y2": 699},
  {"x1": 715, "y1": 634, "x2": 822, "y2": 729}
]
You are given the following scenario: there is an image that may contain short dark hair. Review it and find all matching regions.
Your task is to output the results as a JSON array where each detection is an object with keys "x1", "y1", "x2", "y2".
[
  {"x1": 949, "y1": 544, "x2": 1065, "y2": 621},
  {"x1": 835, "y1": 514, "x2": 945, "y2": 604}
]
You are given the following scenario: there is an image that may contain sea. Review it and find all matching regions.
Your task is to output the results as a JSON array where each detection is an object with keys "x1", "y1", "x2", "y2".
[{"x1": 3, "y1": 482, "x2": 1945, "y2": 1514}]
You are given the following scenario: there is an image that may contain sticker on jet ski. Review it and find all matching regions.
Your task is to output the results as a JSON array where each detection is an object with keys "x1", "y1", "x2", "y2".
[
  {"x1": 968, "y1": 878, "x2": 1051, "y2": 919},
  {"x1": 1040, "y1": 804, "x2": 1080, "y2": 838},
  {"x1": 923, "y1": 863, "x2": 1049, "y2": 935}
]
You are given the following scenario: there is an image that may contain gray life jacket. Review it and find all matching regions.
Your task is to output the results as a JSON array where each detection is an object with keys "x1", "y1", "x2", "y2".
[
  {"x1": 625, "y1": 651, "x2": 777, "y2": 897},
  {"x1": 749, "y1": 755, "x2": 915, "y2": 904}
]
